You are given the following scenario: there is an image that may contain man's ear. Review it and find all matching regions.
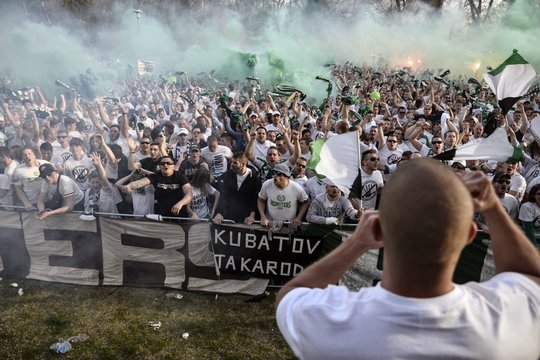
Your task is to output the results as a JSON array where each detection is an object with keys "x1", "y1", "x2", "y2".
[
  {"x1": 372, "y1": 216, "x2": 384, "y2": 244},
  {"x1": 466, "y1": 221, "x2": 477, "y2": 245}
]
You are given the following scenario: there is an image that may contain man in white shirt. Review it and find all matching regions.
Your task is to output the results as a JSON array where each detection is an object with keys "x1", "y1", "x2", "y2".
[
  {"x1": 257, "y1": 163, "x2": 309, "y2": 228},
  {"x1": 276, "y1": 159, "x2": 540, "y2": 360}
]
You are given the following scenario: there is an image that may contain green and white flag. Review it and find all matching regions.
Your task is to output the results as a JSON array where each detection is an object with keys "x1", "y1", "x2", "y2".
[
  {"x1": 308, "y1": 131, "x2": 362, "y2": 195},
  {"x1": 435, "y1": 128, "x2": 522, "y2": 163},
  {"x1": 483, "y1": 50, "x2": 537, "y2": 115}
]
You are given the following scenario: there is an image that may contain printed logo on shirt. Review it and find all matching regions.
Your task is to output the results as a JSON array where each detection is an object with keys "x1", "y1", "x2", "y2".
[
  {"x1": 362, "y1": 180, "x2": 378, "y2": 201},
  {"x1": 387, "y1": 153, "x2": 401, "y2": 164},
  {"x1": 157, "y1": 183, "x2": 180, "y2": 190},
  {"x1": 72, "y1": 165, "x2": 89, "y2": 183},
  {"x1": 534, "y1": 215, "x2": 540, "y2": 230}
]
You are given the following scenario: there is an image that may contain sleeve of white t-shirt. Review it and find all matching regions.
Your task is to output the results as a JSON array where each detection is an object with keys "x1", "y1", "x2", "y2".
[{"x1": 518, "y1": 202, "x2": 537, "y2": 222}]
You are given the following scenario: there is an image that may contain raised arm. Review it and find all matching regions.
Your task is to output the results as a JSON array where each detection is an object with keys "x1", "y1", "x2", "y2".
[
  {"x1": 461, "y1": 171, "x2": 540, "y2": 285},
  {"x1": 90, "y1": 152, "x2": 111, "y2": 188}
]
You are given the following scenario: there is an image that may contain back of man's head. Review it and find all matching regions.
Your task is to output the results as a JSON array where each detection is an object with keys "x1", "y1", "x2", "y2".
[{"x1": 379, "y1": 158, "x2": 474, "y2": 267}]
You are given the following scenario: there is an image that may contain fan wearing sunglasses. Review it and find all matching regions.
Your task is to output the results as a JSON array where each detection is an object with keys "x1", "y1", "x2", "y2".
[{"x1": 122, "y1": 156, "x2": 192, "y2": 218}]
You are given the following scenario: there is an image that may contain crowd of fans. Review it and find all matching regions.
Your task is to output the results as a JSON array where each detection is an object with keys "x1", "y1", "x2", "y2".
[{"x1": 0, "y1": 63, "x2": 539, "y2": 243}]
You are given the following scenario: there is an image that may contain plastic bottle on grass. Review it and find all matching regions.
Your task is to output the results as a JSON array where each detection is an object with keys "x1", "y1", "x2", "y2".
[{"x1": 50, "y1": 340, "x2": 72, "y2": 354}]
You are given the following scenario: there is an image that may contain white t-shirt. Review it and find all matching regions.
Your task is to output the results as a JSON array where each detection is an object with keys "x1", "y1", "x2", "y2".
[
  {"x1": 253, "y1": 140, "x2": 276, "y2": 162},
  {"x1": 200, "y1": 145, "x2": 233, "y2": 178},
  {"x1": 12, "y1": 160, "x2": 49, "y2": 205},
  {"x1": 41, "y1": 174, "x2": 85, "y2": 206},
  {"x1": 519, "y1": 202, "x2": 540, "y2": 238},
  {"x1": 509, "y1": 172, "x2": 527, "y2": 201},
  {"x1": 84, "y1": 184, "x2": 119, "y2": 214},
  {"x1": 131, "y1": 184, "x2": 155, "y2": 216},
  {"x1": 0, "y1": 173, "x2": 12, "y2": 205},
  {"x1": 258, "y1": 179, "x2": 308, "y2": 221},
  {"x1": 190, "y1": 184, "x2": 217, "y2": 219},
  {"x1": 277, "y1": 273, "x2": 540, "y2": 360},
  {"x1": 63, "y1": 156, "x2": 94, "y2": 191},
  {"x1": 359, "y1": 169, "x2": 384, "y2": 210}
]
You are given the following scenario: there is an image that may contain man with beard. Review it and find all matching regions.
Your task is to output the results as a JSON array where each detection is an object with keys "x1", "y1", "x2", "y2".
[
  {"x1": 213, "y1": 153, "x2": 261, "y2": 224},
  {"x1": 257, "y1": 163, "x2": 309, "y2": 228},
  {"x1": 307, "y1": 182, "x2": 359, "y2": 225}
]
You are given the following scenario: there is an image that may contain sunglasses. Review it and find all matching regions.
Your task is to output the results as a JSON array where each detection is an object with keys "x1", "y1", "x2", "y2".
[
  {"x1": 432, "y1": 141, "x2": 443, "y2": 145},
  {"x1": 160, "y1": 162, "x2": 174, "y2": 166},
  {"x1": 140, "y1": 141, "x2": 150, "y2": 145},
  {"x1": 368, "y1": 157, "x2": 379, "y2": 162}
]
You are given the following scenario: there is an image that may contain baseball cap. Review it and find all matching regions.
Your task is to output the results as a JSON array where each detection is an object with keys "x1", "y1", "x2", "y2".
[
  {"x1": 189, "y1": 144, "x2": 200, "y2": 152},
  {"x1": 38, "y1": 163, "x2": 55, "y2": 178},
  {"x1": 492, "y1": 172, "x2": 511, "y2": 183},
  {"x1": 273, "y1": 163, "x2": 291, "y2": 177},
  {"x1": 69, "y1": 137, "x2": 84, "y2": 147},
  {"x1": 178, "y1": 128, "x2": 189, "y2": 136}
]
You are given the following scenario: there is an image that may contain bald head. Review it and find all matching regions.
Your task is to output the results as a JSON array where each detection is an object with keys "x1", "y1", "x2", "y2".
[{"x1": 379, "y1": 159, "x2": 474, "y2": 266}]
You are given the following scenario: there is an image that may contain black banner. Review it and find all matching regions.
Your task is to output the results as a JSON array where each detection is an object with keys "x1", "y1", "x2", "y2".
[{"x1": 211, "y1": 224, "x2": 323, "y2": 280}]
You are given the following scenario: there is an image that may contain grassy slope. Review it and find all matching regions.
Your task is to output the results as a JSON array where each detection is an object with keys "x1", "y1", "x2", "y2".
[{"x1": 0, "y1": 280, "x2": 294, "y2": 359}]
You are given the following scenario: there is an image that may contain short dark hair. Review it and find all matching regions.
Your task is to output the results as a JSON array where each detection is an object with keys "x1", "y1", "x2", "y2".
[
  {"x1": 362, "y1": 149, "x2": 377, "y2": 161},
  {"x1": 40, "y1": 142, "x2": 53, "y2": 152}
]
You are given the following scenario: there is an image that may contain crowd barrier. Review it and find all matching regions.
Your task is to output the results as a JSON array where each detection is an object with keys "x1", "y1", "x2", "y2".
[{"x1": 0, "y1": 210, "x2": 496, "y2": 295}]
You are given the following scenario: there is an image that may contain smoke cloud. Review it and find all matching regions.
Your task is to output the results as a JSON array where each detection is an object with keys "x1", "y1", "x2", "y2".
[{"x1": 0, "y1": 0, "x2": 538, "y2": 100}]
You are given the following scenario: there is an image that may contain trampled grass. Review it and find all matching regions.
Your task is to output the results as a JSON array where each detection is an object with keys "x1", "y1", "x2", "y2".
[{"x1": 0, "y1": 280, "x2": 294, "y2": 359}]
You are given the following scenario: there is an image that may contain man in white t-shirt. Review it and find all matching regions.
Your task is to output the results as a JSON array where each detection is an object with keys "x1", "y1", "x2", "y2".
[
  {"x1": 349, "y1": 149, "x2": 384, "y2": 210},
  {"x1": 276, "y1": 159, "x2": 540, "y2": 360},
  {"x1": 12, "y1": 147, "x2": 48, "y2": 210},
  {"x1": 200, "y1": 135, "x2": 233, "y2": 190},
  {"x1": 257, "y1": 163, "x2": 309, "y2": 227},
  {"x1": 505, "y1": 162, "x2": 526, "y2": 202}
]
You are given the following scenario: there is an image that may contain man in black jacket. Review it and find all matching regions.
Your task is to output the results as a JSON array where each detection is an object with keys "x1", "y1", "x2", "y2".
[{"x1": 213, "y1": 153, "x2": 261, "y2": 224}]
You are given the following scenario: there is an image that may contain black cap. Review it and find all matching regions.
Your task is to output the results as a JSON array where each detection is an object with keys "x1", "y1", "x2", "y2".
[
  {"x1": 69, "y1": 137, "x2": 83, "y2": 147},
  {"x1": 38, "y1": 163, "x2": 55, "y2": 178},
  {"x1": 492, "y1": 172, "x2": 511, "y2": 183}
]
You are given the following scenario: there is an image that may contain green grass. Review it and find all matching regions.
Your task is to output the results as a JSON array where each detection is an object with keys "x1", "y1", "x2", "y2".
[{"x1": 0, "y1": 280, "x2": 294, "y2": 359}]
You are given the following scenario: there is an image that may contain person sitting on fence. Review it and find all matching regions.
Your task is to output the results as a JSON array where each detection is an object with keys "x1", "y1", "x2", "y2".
[
  {"x1": 36, "y1": 163, "x2": 85, "y2": 220},
  {"x1": 276, "y1": 158, "x2": 540, "y2": 359},
  {"x1": 121, "y1": 155, "x2": 192, "y2": 218}
]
